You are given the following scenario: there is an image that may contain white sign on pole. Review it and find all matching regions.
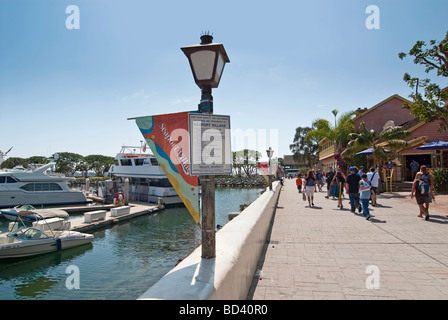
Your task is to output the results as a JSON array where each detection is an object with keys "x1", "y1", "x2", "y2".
[{"x1": 189, "y1": 113, "x2": 232, "y2": 175}]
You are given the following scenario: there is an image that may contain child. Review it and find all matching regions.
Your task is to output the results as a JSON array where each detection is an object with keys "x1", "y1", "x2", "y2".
[
  {"x1": 359, "y1": 173, "x2": 372, "y2": 220},
  {"x1": 296, "y1": 174, "x2": 303, "y2": 193}
]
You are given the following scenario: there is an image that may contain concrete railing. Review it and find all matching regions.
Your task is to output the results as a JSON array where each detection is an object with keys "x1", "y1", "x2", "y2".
[{"x1": 139, "y1": 181, "x2": 281, "y2": 300}]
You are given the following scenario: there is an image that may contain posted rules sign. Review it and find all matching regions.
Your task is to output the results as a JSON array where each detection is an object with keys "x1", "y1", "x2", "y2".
[{"x1": 189, "y1": 113, "x2": 232, "y2": 175}]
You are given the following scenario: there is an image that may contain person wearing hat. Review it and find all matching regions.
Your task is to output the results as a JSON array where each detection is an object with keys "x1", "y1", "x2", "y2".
[{"x1": 345, "y1": 166, "x2": 362, "y2": 214}]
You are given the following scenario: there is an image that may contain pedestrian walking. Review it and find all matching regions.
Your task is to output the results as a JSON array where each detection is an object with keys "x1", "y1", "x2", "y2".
[
  {"x1": 304, "y1": 170, "x2": 317, "y2": 207},
  {"x1": 295, "y1": 174, "x2": 303, "y2": 193},
  {"x1": 359, "y1": 173, "x2": 372, "y2": 220},
  {"x1": 345, "y1": 166, "x2": 362, "y2": 213},
  {"x1": 331, "y1": 171, "x2": 345, "y2": 209},
  {"x1": 410, "y1": 160, "x2": 419, "y2": 180},
  {"x1": 316, "y1": 169, "x2": 324, "y2": 192},
  {"x1": 366, "y1": 167, "x2": 380, "y2": 206},
  {"x1": 411, "y1": 171, "x2": 429, "y2": 220},
  {"x1": 420, "y1": 165, "x2": 435, "y2": 215},
  {"x1": 325, "y1": 167, "x2": 335, "y2": 198}
]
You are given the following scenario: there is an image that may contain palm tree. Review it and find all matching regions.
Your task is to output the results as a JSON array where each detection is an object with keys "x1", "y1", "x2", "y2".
[
  {"x1": 305, "y1": 110, "x2": 356, "y2": 171},
  {"x1": 342, "y1": 122, "x2": 411, "y2": 168}
]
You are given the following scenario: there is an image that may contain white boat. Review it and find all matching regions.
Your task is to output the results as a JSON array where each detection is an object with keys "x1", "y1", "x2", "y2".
[
  {"x1": 0, "y1": 211, "x2": 93, "y2": 259},
  {"x1": 107, "y1": 146, "x2": 182, "y2": 206},
  {"x1": 0, "y1": 162, "x2": 89, "y2": 209}
]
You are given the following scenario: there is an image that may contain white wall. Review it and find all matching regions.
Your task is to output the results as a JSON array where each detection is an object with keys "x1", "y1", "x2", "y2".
[{"x1": 138, "y1": 181, "x2": 281, "y2": 300}]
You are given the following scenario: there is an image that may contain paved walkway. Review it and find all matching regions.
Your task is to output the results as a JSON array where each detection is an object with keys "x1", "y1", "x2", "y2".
[{"x1": 250, "y1": 178, "x2": 448, "y2": 300}]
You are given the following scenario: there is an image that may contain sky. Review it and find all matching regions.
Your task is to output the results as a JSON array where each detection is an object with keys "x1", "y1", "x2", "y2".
[{"x1": 1, "y1": 0, "x2": 447, "y2": 162}]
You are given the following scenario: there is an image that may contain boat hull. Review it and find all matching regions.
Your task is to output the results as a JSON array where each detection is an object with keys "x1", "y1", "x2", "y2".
[
  {"x1": 0, "y1": 235, "x2": 93, "y2": 259},
  {"x1": 0, "y1": 190, "x2": 89, "y2": 209}
]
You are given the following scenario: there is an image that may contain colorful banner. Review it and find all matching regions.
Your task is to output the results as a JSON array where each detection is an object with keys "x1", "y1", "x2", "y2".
[
  {"x1": 257, "y1": 161, "x2": 278, "y2": 184},
  {"x1": 134, "y1": 112, "x2": 200, "y2": 224}
]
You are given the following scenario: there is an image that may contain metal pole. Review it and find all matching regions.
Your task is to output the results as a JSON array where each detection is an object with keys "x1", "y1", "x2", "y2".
[
  {"x1": 199, "y1": 86, "x2": 216, "y2": 259},
  {"x1": 268, "y1": 153, "x2": 272, "y2": 190}
]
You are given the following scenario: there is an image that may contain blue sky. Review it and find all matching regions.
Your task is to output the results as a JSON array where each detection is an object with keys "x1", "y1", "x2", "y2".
[{"x1": 1, "y1": 0, "x2": 447, "y2": 161}]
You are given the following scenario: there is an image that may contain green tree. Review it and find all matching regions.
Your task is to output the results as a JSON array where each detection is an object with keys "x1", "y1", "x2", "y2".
[
  {"x1": 27, "y1": 156, "x2": 49, "y2": 165},
  {"x1": 289, "y1": 126, "x2": 319, "y2": 168},
  {"x1": 342, "y1": 122, "x2": 411, "y2": 167},
  {"x1": 53, "y1": 152, "x2": 85, "y2": 175},
  {"x1": 84, "y1": 154, "x2": 115, "y2": 176},
  {"x1": 399, "y1": 30, "x2": 448, "y2": 131},
  {"x1": 305, "y1": 110, "x2": 356, "y2": 171},
  {"x1": 0, "y1": 157, "x2": 28, "y2": 169}
]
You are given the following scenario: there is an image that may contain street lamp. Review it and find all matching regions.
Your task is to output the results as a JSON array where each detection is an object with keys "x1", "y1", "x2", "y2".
[
  {"x1": 266, "y1": 147, "x2": 274, "y2": 190},
  {"x1": 181, "y1": 34, "x2": 230, "y2": 114},
  {"x1": 181, "y1": 34, "x2": 230, "y2": 259}
]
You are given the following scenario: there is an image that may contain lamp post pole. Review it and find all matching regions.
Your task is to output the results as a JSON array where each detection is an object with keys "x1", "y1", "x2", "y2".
[
  {"x1": 199, "y1": 84, "x2": 216, "y2": 259},
  {"x1": 267, "y1": 147, "x2": 274, "y2": 190}
]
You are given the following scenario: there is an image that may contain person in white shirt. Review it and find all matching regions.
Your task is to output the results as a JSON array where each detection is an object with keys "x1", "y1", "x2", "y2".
[{"x1": 366, "y1": 167, "x2": 380, "y2": 206}]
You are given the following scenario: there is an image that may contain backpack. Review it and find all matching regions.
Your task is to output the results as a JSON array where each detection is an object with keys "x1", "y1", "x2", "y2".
[
  {"x1": 418, "y1": 180, "x2": 430, "y2": 195},
  {"x1": 326, "y1": 171, "x2": 335, "y2": 183},
  {"x1": 306, "y1": 177, "x2": 315, "y2": 187}
]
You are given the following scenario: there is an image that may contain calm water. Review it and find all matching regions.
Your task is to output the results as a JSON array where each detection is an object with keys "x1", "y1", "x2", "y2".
[{"x1": 0, "y1": 187, "x2": 264, "y2": 300}]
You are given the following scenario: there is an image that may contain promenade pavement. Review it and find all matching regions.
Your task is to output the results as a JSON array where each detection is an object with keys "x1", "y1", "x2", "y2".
[{"x1": 250, "y1": 178, "x2": 448, "y2": 300}]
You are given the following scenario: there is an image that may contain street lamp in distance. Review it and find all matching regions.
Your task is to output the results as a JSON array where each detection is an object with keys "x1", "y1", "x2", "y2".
[{"x1": 266, "y1": 147, "x2": 274, "y2": 190}]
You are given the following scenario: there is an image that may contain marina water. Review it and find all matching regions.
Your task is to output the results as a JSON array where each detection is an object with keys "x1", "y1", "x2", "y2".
[{"x1": 0, "y1": 187, "x2": 264, "y2": 300}]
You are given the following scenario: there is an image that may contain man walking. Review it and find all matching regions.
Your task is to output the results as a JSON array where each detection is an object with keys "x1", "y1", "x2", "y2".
[
  {"x1": 367, "y1": 167, "x2": 380, "y2": 206},
  {"x1": 345, "y1": 166, "x2": 362, "y2": 213},
  {"x1": 410, "y1": 160, "x2": 419, "y2": 180}
]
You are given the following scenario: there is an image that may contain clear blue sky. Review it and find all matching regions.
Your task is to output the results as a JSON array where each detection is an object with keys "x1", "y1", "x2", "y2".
[{"x1": 1, "y1": 0, "x2": 447, "y2": 161}]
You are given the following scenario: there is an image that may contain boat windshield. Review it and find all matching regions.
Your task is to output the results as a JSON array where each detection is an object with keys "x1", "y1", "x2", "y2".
[{"x1": 14, "y1": 228, "x2": 50, "y2": 240}]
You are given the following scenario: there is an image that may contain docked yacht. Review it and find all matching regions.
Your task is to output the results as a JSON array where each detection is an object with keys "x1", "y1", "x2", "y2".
[
  {"x1": 0, "y1": 162, "x2": 89, "y2": 209},
  {"x1": 107, "y1": 146, "x2": 182, "y2": 206}
]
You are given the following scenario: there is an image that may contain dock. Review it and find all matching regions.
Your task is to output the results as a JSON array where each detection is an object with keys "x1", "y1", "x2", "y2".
[{"x1": 68, "y1": 202, "x2": 164, "y2": 233}]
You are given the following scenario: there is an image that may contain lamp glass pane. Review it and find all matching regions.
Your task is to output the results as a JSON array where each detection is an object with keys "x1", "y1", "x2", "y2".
[
  {"x1": 190, "y1": 50, "x2": 216, "y2": 80},
  {"x1": 214, "y1": 53, "x2": 225, "y2": 84}
]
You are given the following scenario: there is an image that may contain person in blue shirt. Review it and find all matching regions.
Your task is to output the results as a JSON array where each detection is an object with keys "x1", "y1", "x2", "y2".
[{"x1": 359, "y1": 173, "x2": 372, "y2": 220}]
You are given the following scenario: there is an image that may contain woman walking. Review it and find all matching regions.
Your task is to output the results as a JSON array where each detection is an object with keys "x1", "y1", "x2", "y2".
[
  {"x1": 331, "y1": 171, "x2": 346, "y2": 209},
  {"x1": 411, "y1": 171, "x2": 429, "y2": 220},
  {"x1": 304, "y1": 170, "x2": 317, "y2": 207}
]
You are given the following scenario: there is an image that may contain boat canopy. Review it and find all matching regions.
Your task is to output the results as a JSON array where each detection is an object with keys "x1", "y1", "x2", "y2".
[{"x1": 17, "y1": 209, "x2": 69, "y2": 219}]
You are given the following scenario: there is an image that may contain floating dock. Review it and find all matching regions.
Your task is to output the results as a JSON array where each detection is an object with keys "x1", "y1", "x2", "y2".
[{"x1": 68, "y1": 202, "x2": 163, "y2": 233}]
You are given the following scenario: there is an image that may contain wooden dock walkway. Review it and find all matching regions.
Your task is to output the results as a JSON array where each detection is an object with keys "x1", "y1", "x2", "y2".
[{"x1": 68, "y1": 202, "x2": 163, "y2": 233}]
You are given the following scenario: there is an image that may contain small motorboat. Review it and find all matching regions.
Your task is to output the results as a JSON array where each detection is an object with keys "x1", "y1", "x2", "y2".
[
  {"x1": 0, "y1": 205, "x2": 69, "y2": 221},
  {"x1": 0, "y1": 210, "x2": 94, "y2": 259}
]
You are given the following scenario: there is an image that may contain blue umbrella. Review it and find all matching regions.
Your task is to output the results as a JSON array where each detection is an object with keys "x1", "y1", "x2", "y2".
[
  {"x1": 416, "y1": 140, "x2": 448, "y2": 151},
  {"x1": 356, "y1": 148, "x2": 392, "y2": 156}
]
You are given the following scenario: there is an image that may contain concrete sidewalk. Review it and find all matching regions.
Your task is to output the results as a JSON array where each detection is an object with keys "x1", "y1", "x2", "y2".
[{"x1": 250, "y1": 178, "x2": 448, "y2": 300}]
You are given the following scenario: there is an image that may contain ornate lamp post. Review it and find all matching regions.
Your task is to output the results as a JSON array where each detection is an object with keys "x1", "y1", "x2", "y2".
[
  {"x1": 266, "y1": 147, "x2": 274, "y2": 190},
  {"x1": 181, "y1": 34, "x2": 230, "y2": 258}
]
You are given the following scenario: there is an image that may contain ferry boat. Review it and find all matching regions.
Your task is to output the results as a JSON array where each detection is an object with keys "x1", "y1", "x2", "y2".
[
  {"x1": 107, "y1": 146, "x2": 182, "y2": 206},
  {"x1": 0, "y1": 162, "x2": 89, "y2": 209}
]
